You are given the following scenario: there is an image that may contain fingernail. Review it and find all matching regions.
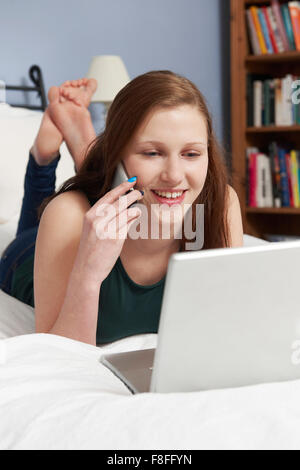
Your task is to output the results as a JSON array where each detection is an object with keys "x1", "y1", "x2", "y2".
[
  {"x1": 139, "y1": 190, "x2": 144, "y2": 196},
  {"x1": 128, "y1": 177, "x2": 137, "y2": 183}
]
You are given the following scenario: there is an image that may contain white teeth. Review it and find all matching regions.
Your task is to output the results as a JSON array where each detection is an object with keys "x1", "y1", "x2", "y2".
[{"x1": 153, "y1": 190, "x2": 184, "y2": 199}]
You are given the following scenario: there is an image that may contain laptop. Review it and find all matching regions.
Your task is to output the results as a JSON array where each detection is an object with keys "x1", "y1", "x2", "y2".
[{"x1": 100, "y1": 241, "x2": 300, "y2": 394}]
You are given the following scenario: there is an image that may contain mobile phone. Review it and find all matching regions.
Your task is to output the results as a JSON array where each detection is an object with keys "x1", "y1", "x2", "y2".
[
  {"x1": 111, "y1": 161, "x2": 130, "y2": 189},
  {"x1": 111, "y1": 161, "x2": 137, "y2": 208}
]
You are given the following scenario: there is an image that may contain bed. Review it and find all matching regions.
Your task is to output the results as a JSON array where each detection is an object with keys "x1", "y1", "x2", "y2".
[{"x1": 1, "y1": 71, "x2": 299, "y2": 451}]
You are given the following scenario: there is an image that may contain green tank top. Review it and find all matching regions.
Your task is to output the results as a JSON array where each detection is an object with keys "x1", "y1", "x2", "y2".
[{"x1": 11, "y1": 253, "x2": 166, "y2": 345}]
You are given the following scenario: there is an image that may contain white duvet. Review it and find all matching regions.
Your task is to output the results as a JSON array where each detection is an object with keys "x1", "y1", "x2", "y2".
[{"x1": 1, "y1": 287, "x2": 300, "y2": 450}]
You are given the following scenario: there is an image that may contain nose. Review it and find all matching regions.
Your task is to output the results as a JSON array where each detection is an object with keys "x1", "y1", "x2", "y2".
[{"x1": 160, "y1": 156, "x2": 184, "y2": 186}]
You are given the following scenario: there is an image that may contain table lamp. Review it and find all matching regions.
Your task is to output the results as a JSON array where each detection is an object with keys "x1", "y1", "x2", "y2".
[{"x1": 86, "y1": 55, "x2": 130, "y2": 123}]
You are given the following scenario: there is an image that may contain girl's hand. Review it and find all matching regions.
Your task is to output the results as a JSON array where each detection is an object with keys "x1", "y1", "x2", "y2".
[{"x1": 72, "y1": 179, "x2": 144, "y2": 286}]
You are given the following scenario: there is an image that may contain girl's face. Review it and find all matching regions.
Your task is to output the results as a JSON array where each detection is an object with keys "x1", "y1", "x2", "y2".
[{"x1": 122, "y1": 105, "x2": 209, "y2": 225}]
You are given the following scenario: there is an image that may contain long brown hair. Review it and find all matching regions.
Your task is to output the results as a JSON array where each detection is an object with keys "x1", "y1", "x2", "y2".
[{"x1": 38, "y1": 70, "x2": 230, "y2": 250}]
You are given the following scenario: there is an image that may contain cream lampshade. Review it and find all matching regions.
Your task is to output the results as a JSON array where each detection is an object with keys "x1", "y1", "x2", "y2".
[{"x1": 86, "y1": 55, "x2": 130, "y2": 105}]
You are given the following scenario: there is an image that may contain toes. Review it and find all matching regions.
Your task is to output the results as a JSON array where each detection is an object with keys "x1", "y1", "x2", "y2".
[
  {"x1": 86, "y1": 78, "x2": 98, "y2": 95},
  {"x1": 60, "y1": 87, "x2": 82, "y2": 106},
  {"x1": 48, "y1": 86, "x2": 60, "y2": 104}
]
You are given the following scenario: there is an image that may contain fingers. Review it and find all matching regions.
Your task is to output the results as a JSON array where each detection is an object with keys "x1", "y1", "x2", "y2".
[
  {"x1": 94, "y1": 190, "x2": 143, "y2": 229},
  {"x1": 93, "y1": 179, "x2": 143, "y2": 211},
  {"x1": 116, "y1": 208, "x2": 142, "y2": 239},
  {"x1": 95, "y1": 207, "x2": 142, "y2": 240}
]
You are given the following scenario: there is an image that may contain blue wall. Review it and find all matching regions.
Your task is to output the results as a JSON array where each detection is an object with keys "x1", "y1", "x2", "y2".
[{"x1": 0, "y1": 0, "x2": 230, "y2": 147}]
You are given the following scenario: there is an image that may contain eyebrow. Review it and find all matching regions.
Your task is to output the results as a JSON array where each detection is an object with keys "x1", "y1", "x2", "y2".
[{"x1": 136, "y1": 140, "x2": 207, "y2": 147}]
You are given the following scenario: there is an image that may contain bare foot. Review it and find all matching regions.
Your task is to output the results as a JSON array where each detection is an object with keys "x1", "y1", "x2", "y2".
[
  {"x1": 31, "y1": 78, "x2": 97, "y2": 167},
  {"x1": 59, "y1": 78, "x2": 97, "y2": 107},
  {"x1": 48, "y1": 84, "x2": 97, "y2": 172}
]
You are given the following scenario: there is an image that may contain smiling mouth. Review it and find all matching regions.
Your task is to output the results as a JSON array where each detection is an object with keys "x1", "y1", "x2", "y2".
[{"x1": 150, "y1": 190, "x2": 188, "y2": 203}]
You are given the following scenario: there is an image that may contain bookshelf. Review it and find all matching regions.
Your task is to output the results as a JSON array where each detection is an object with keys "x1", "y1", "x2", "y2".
[{"x1": 230, "y1": 0, "x2": 300, "y2": 238}]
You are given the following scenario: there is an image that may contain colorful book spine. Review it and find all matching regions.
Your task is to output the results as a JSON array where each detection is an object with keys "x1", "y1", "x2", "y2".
[
  {"x1": 297, "y1": 151, "x2": 300, "y2": 197},
  {"x1": 281, "y1": 3, "x2": 296, "y2": 50},
  {"x1": 268, "y1": 6, "x2": 285, "y2": 52},
  {"x1": 291, "y1": 150, "x2": 300, "y2": 206},
  {"x1": 286, "y1": 153, "x2": 294, "y2": 206},
  {"x1": 271, "y1": 0, "x2": 291, "y2": 51},
  {"x1": 289, "y1": 2, "x2": 300, "y2": 50},
  {"x1": 246, "y1": 10, "x2": 261, "y2": 55},
  {"x1": 278, "y1": 147, "x2": 291, "y2": 206},
  {"x1": 246, "y1": 147, "x2": 258, "y2": 206},
  {"x1": 269, "y1": 142, "x2": 282, "y2": 207},
  {"x1": 250, "y1": 6, "x2": 268, "y2": 54},
  {"x1": 258, "y1": 7, "x2": 274, "y2": 53},
  {"x1": 263, "y1": 6, "x2": 279, "y2": 53}
]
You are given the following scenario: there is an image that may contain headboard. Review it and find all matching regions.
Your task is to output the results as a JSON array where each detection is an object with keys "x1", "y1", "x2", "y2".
[{"x1": 3, "y1": 65, "x2": 47, "y2": 111}]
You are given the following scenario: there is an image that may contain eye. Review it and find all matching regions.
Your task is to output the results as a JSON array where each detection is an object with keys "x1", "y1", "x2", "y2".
[
  {"x1": 184, "y1": 152, "x2": 201, "y2": 158},
  {"x1": 143, "y1": 152, "x2": 159, "y2": 157}
]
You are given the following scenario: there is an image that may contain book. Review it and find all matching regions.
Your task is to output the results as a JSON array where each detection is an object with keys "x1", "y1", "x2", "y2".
[
  {"x1": 254, "y1": 80, "x2": 263, "y2": 127},
  {"x1": 258, "y1": 7, "x2": 274, "y2": 53},
  {"x1": 289, "y1": 1, "x2": 300, "y2": 50},
  {"x1": 297, "y1": 151, "x2": 300, "y2": 198},
  {"x1": 282, "y1": 75, "x2": 294, "y2": 125},
  {"x1": 281, "y1": 3, "x2": 296, "y2": 50},
  {"x1": 256, "y1": 154, "x2": 266, "y2": 207},
  {"x1": 268, "y1": 6, "x2": 285, "y2": 52},
  {"x1": 286, "y1": 153, "x2": 294, "y2": 206},
  {"x1": 263, "y1": 80, "x2": 269, "y2": 125},
  {"x1": 247, "y1": 75, "x2": 254, "y2": 126},
  {"x1": 248, "y1": 74, "x2": 298, "y2": 127},
  {"x1": 291, "y1": 150, "x2": 300, "y2": 206},
  {"x1": 269, "y1": 142, "x2": 282, "y2": 208},
  {"x1": 263, "y1": 6, "x2": 279, "y2": 53},
  {"x1": 246, "y1": 147, "x2": 259, "y2": 206},
  {"x1": 294, "y1": 78, "x2": 300, "y2": 124},
  {"x1": 246, "y1": 10, "x2": 261, "y2": 55},
  {"x1": 278, "y1": 147, "x2": 291, "y2": 206},
  {"x1": 262, "y1": 154, "x2": 274, "y2": 207},
  {"x1": 250, "y1": 6, "x2": 268, "y2": 54},
  {"x1": 271, "y1": 0, "x2": 291, "y2": 51},
  {"x1": 269, "y1": 79, "x2": 276, "y2": 125},
  {"x1": 274, "y1": 78, "x2": 283, "y2": 125}
]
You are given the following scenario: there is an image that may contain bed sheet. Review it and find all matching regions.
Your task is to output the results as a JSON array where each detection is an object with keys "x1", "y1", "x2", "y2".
[
  {"x1": 0, "y1": 287, "x2": 300, "y2": 450},
  {"x1": 1, "y1": 329, "x2": 300, "y2": 450},
  {"x1": 2, "y1": 219, "x2": 292, "y2": 451}
]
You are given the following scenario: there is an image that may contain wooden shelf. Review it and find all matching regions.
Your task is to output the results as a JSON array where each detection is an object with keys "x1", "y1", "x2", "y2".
[
  {"x1": 246, "y1": 125, "x2": 300, "y2": 133},
  {"x1": 246, "y1": 51, "x2": 300, "y2": 64},
  {"x1": 246, "y1": 208, "x2": 300, "y2": 214},
  {"x1": 231, "y1": 0, "x2": 300, "y2": 238}
]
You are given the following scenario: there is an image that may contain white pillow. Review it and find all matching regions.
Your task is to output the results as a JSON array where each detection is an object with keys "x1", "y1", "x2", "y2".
[{"x1": 0, "y1": 104, "x2": 75, "y2": 224}]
